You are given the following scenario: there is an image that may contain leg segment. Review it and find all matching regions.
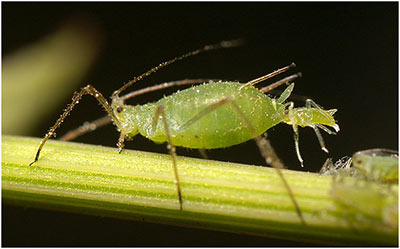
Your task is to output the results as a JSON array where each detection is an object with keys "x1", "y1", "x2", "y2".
[
  {"x1": 304, "y1": 99, "x2": 338, "y2": 153},
  {"x1": 303, "y1": 120, "x2": 330, "y2": 153},
  {"x1": 180, "y1": 98, "x2": 306, "y2": 225},
  {"x1": 198, "y1": 149, "x2": 209, "y2": 159},
  {"x1": 152, "y1": 105, "x2": 183, "y2": 210},
  {"x1": 287, "y1": 102, "x2": 305, "y2": 168},
  {"x1": 60, "y1": 116, "x2": 112, "y2": 141},
  {"x1": 30, "y1": 85, "x2": 118, "y2": 166},
  {"x1": 117, "y1": 132, "x2": 127, "y2": 153}
]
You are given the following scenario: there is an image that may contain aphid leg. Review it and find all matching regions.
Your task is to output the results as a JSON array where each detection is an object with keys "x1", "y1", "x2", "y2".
[
  {"x1": 287, "y1": 102, "x2": 305, "y2": 167},
  {"x1": 117, "y1": 132, "x2": 127, "y2": 153},
  {"x1": 303, "y1": 99, "x2": 338, "y2": 153},
  {"x1": 253, "y1": 136, "x2": 309, "y2": 223},
  {"x1": 60, "y1": 116, "x2": 112, "y2": 141},
  {"x1": 259, "y1": 133, "x2": 286, "y2": 169},
  {"x1": 315, "y1": 124, "x2": 337, "y2": 135},
  {"x1": 180, "y1": 98, "x2": 306, "y2": 225},
  {"x1": 320, "y1": 158, "x2": 334, "y2": 174},
  {"x1": 303, "y1": 120, "x2": 329, "y2": 153},
  {"x1": 198, "y1": 149, "x2": 209, "y2": 159},
  {"x1": 30, "y1": 85, "x2": 118, "y2": 166},
  {"x1": 305, "y1": 98, "x2": 324, "y2": 109},
  {"x1": 152, "y1": 105, "x2": 183, "y2": 210},
  {"x1": 344, "y1": 158, "x2": 353, "y2": 170}
]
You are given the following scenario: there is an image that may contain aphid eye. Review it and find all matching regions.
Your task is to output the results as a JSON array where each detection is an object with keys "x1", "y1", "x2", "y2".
[
  {"x1": 284, "y1": 109, "x2": 289, "y2": 115},
  {"x1": 356, "y1": 159, "x2": 363, "y2": 164},
  {"x1": 117, "y1": 106, "x2": 124, "y2": 113}
]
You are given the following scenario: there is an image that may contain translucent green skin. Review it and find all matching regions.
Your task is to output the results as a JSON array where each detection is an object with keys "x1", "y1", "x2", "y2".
[
  {"x1": 131, "y1": 82, "x2": 284, "y2": 149},
  {"x1": 114, "y1": 81, "x2": 337, "y2": 149},
  {"x1": 352, "y1": 149, "x2": 399, "y2": 183},
  {"x1": 330, "y1": 180, "x2": 398, "y2": 230}
]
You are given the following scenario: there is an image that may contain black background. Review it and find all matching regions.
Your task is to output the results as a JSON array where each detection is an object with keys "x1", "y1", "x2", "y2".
[{"x1": 2, "y1": 2, "x2": 398, "y2": 246}]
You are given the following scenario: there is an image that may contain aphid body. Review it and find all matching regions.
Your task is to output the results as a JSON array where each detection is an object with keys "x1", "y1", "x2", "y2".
[
  {"x1": 352, "y1": 149, "x2": 398, "y2": 183},
  {"x1": 113, "y1": 81, "x2": 337, "y2": 149}
]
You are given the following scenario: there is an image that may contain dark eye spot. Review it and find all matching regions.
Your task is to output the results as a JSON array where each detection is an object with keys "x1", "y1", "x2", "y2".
[
  {"x1": 356, "y1": 159, "x2": 363, "y2": 164},
  {"x1": 284, "y1": 110, "x2": 289, "y2": 115},
  {"x1": 117, "y1": 106, "x2": 124, "y2": 113}
]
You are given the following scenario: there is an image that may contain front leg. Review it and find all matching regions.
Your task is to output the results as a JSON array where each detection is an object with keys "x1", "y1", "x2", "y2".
[{"x1": 117, "y1": 132, "x2": 127, "y2": 153}]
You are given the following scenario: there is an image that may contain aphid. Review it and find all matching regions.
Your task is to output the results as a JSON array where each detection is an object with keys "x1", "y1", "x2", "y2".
[
  {"x1": 352, "y1": 149, "x2": 398, "y2": 183},
  {"x1": 320, "y1": 149, "x2": 398, "y2": 183},
  {"x1": 330, "y1": 178, "x2": 398, "y2": 232},
  {"x1": 30, "y1": 40, "x2": 339, "y2": 224},
  {"x1": 322, "y1": 149, "x2": 398, "y2": 231}
]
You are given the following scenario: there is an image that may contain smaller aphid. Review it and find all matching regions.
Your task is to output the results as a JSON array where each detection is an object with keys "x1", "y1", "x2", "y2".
[
  {"x1": 352, "y1": 149, "x2": 398, "y2": 184},
  {"x1": 322, "y1": 149, "x2": 398, "y2": 231},
  {"x1": 320, "y1": 149, "x2": 398, "y2": 184},
  {"x1": 330, "y1": 179, "x2": 398, "y2": 231}
]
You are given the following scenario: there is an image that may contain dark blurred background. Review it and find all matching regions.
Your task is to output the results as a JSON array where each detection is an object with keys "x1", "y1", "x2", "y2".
[{"x1": 2, "y1": 2, "x2": 398, "y2": 246}]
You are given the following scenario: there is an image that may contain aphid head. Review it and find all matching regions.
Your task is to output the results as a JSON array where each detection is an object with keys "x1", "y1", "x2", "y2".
[{"x1": 111, "y1": 99, "x2": 139, "y2": 138}]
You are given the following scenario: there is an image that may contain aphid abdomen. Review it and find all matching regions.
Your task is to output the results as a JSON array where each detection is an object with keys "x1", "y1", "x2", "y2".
[{"x1": 137, "y1": 82, "x2": 285, "y2": 149}]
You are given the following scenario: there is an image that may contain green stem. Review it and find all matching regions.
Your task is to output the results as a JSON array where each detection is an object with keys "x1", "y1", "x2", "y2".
[{"x1": 2, "y1": 135, "x2": 397, "y2": 245}]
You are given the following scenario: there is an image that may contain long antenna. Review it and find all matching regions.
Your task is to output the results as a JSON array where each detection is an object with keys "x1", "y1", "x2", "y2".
[{"x1": 112, "y1": 39, "x2": 244, "y2": 98}]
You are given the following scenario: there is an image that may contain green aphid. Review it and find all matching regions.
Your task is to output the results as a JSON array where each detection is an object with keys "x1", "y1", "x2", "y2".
[
  {"x1": 352, "y1": 149, "x2": 398, "y2": 184},
  {"x1": 330, "y1": 179, "x2": 398, "y2": 231},
  {"x1": 322, "y1": 149, "x2": 398, "y2": 231},
  {"x1": 321, "y1": 149, "x2": 398, "y2": 184},
  {"x1": 30, "y1": 40, "x2": 340, "y2": 224}
]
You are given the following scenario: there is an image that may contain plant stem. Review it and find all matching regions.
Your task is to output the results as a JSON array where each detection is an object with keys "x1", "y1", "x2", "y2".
[{"x1": 2, "y1": 135, "x2": 397, "y2": 245}]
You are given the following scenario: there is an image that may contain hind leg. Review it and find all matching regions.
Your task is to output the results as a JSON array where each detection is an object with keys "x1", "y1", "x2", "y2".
[{"x1": 179, "y1": 97, "x2": 306, "y2": 225}]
